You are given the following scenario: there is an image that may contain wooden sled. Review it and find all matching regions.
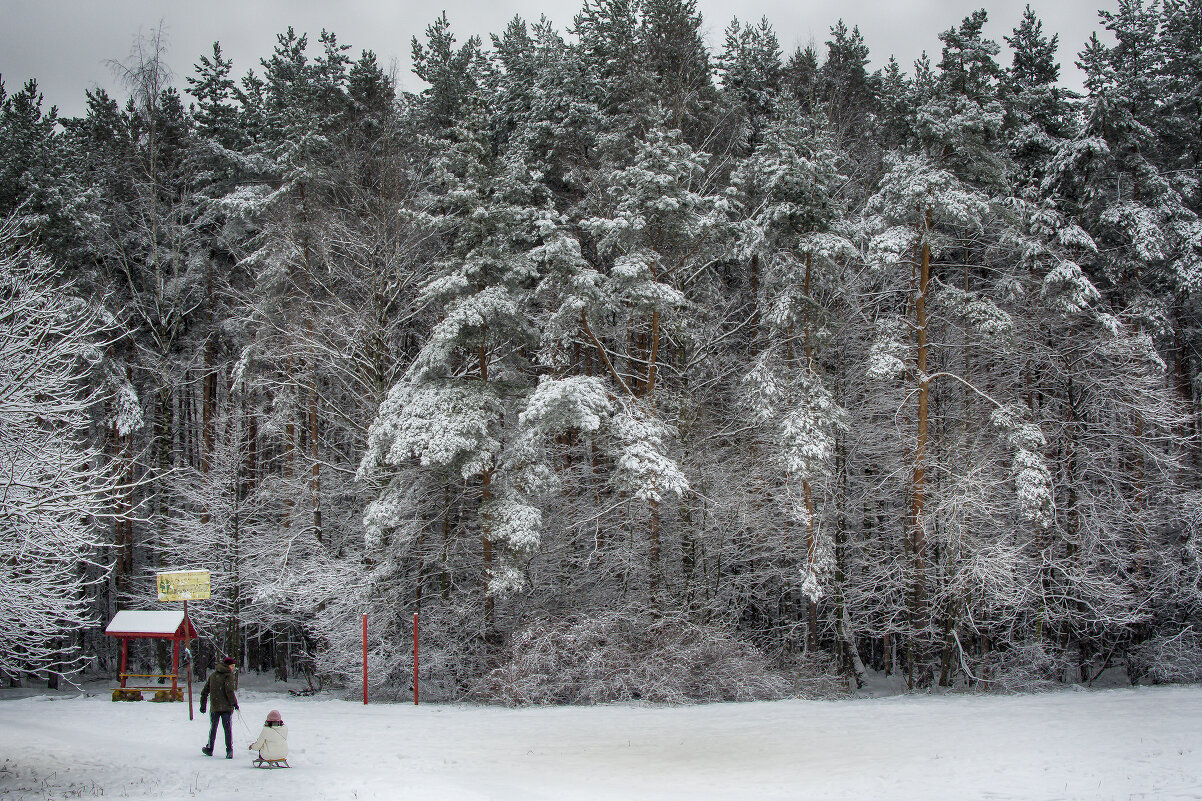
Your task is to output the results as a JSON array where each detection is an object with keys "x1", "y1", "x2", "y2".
[{"x1": 253, "y1": 757, "x2": 291, "y2": 769}]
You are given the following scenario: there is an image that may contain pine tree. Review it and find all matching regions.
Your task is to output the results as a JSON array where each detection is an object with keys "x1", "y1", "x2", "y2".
[
  {"x1": 781, "y1": 45, "x2": 820, "y2": 114},
  {"x1": 574, "y1": 0, "x2": 648, "y2": 130},
  {"x1": 732, "y1": 102, "x2": 852, "y2": 654},
  {"x1": 360, "y1": 98, "x2": 545, "y2": 633},
  {"x1": 411, "y1": 13, "x2": 489, "y2": 135},
  {"x1": 187, "y1": 42, "x2": 239, "y2": 149},
  {"x1": 819, "y1": 20, "x2": 877, "y2": 143},
  {"x1": 1003, "y1": 5, "x2": 1075, "y2": 193},
  {"x1": 918, "y1": 10, "x2": 1007, "y2": 186},
  {"x1": 640, "y1": 0, "x2": 716, "y2": 141},
  {"x1": 0, "y1": 79, "x2": 69, "y2": 245},
  {"x1": 718, "y1": 17, "x2": 782, "y2": 152}
]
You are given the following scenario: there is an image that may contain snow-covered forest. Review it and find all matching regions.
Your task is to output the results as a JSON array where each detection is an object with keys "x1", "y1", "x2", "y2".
[{"x1": 2, "y1": 0, "x2": 1201, "y2": 700}]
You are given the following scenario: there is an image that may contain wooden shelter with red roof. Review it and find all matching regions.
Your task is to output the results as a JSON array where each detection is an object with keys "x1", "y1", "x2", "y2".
[{"x1": 104, "y1": 610, "x2": 197, "y2": 701}]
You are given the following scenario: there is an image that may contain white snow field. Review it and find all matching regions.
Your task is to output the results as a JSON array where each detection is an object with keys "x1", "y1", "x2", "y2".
[{"x1": 3, "y1": 683, "x2": 1201, "y2": 800}]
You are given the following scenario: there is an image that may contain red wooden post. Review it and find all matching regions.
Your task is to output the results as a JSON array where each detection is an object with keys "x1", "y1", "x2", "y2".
[
  {"x1": 362, "y1": 613, "x2": 368, "y2": 705},
  {"x1": 184, "y1": 601, "x2": 194, "y2": 720},
  {"x1": 413, "y1": 612, "x2": 419, "y2": 706},
  {"x1": 120, "y1": 638, "x2": 129, "y2": 688},
  {"x1": 171, "y1": 639, "x2": 180, "y2": 694}
]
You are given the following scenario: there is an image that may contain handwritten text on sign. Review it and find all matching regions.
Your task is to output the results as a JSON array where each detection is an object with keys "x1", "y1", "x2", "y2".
[{"x1": 156, "y1": 570, "x2": 211, "y2": 602}]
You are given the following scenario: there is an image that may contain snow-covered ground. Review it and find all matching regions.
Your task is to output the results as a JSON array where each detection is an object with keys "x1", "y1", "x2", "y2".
[{"x1": 2, "y1": 680, "x2": 1201, "y2": 800}]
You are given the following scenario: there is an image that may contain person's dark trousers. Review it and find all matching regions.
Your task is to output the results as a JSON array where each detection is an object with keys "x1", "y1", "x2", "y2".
[{"x1": 207, "y1": 710, "x2": 233, "y2": 754}]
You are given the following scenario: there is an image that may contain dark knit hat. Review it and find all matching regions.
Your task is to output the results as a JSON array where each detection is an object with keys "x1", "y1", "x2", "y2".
[{"x1": 222, "y1": 656, "x2": 236, "y2": 665}]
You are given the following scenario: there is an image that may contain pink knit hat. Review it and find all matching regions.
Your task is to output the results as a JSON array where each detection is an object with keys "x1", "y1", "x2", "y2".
[{"x1": 266, "y1": 710, "x2": 283, "y2": 723}]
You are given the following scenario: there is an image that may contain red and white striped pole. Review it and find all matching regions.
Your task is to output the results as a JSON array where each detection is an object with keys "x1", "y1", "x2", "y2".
[{"x1": 362, "y1": 613, "x2": 368, "y2": 705}]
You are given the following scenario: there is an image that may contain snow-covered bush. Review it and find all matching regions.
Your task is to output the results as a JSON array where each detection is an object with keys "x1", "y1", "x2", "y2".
[
  {"x1": 1131, "y1": 631, "x2": 1202, "y2": 685},
  {"x1": 473, "y1": 610, "x2": 793, "y2": 705},
  {"x1": 975, "y1": 643, "x2": 1062, "y2": 694}
]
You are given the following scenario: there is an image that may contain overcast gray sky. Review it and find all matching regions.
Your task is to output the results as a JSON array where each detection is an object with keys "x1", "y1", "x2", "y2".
[{"x1": 1, "y1": 0, "x2": 1111, "y2": 119}]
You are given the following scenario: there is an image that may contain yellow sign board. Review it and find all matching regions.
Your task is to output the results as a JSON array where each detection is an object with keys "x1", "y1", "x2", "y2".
[{"x1": 156, "y1": 570, "x2": 211, "y2": 602}]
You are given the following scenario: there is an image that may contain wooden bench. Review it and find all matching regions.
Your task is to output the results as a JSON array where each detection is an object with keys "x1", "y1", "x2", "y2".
[{"x1": 112, "y1": 673, "x2": 183, "y2": 702}]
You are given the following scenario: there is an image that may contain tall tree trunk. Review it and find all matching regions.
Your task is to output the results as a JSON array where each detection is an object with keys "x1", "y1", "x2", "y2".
[
  {"x1": 477, "y1": 341, "x2": 496, "y2": 631},
  {"x1": 647, "y1": 309, "x2": 661, "y2": 401},
  {"x1": 680, "y1": 495, "x2": 696, "y2": 613},
  {"x1": 228, "y1": 398, "x2": 242, "y2": 662},
  {"x1": 749, "y1": 253, "x2": 761, "y2": 354},
  {"x1": 283, "y1": 356, "x2": 294, "y2": 532},
  {"x1": 309, "y1": 379, "x2": 321, "y2": 544},
  {"x1": 155, "y1": 386, "x2": 173, "y2": 564},
  {"x1": 803, "y1": 478, "x2": 819, "y2": 649},
  {"x1": 801, "y1": 252, "x2": 819, "y2": 649},
  {"x1": 201, "y1": 340, "x2": 216, "y2": 526},
  {"x1": 907, "y1": 223, "x2": 933, "y2": 688},
  {"x1": 1174, "y1": 307, "x2": 1202, "y2": 482},
  {"x1": 833, "y1": 428, "x2": 864, "y2": 687},
  {"x1": 297, "y1": 180, "x2": 322, "y2": 546},
  {"x1": 937, "y1": 596, "x2": 960, "y2": 687},
  {"x1": 649, "y1": 496, "x2": 662, "y2": 608},
  {"x1": 246, "y1": 407, "x2": 258, "y2": 497},
  {"x1": 111, "y1": 422, "x2": 134, "y2": 597},
  {"x1": 1059, "y1": 370, "x2": 1083, "y2": 676},
  {"x1": 442, "y1": 484, "x2": 453, "y2": 602}
]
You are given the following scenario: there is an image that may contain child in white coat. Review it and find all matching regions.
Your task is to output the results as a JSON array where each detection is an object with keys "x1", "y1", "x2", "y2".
[{"x1": 248, "y1": 710, "x2": 289, "y2": 766}]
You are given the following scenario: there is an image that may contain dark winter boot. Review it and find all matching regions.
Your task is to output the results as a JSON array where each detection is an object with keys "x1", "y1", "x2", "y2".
[
  {"x1": 201, "y1": 746, "x2": 213, "y2": 756},
  {"x1": 226, "y1": 750, "x2": 233, "y2": 759}
]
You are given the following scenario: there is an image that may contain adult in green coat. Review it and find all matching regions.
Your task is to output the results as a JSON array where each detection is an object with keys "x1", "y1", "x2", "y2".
[{"x1": 200, "y1": 657, "x2": 240, "y2": 758}]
